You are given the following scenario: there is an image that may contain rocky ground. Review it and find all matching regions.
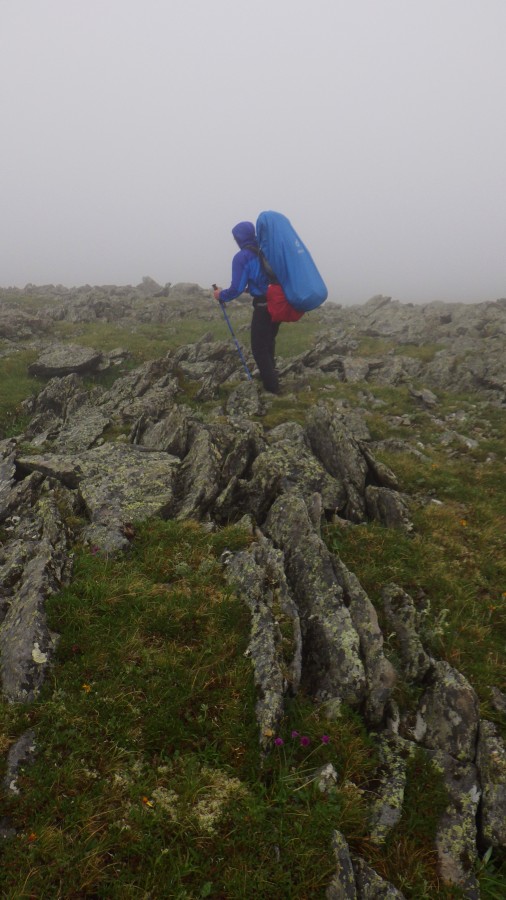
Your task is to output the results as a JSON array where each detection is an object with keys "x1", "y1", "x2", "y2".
[{"x1": 1, "y1": 280, "x2": 505, "y2": 897}]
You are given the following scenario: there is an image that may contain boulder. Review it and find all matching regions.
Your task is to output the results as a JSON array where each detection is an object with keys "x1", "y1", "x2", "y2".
[{"x1": 28, "y1": 344, "x2": 103, "y2": 377}]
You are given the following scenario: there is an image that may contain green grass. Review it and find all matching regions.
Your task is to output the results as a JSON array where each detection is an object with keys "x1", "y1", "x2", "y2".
[{"x1": 0, "y1": 350, "x2": 40, "y2": 436}]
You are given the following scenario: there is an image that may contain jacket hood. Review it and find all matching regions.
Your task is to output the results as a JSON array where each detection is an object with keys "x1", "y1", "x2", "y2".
[{"x1": 232, "y1": 221, "x2": 257, "y2": 249}]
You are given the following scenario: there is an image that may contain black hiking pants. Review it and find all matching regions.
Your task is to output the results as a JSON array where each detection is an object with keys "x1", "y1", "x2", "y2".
[{"x1": 251, "y1": 299, "x2": 280, "y2": 394}]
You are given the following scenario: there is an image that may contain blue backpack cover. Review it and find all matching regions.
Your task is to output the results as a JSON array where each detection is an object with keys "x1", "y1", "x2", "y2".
[{"x1": 256, "y1": 210, "x2": 328, "y2": 311}]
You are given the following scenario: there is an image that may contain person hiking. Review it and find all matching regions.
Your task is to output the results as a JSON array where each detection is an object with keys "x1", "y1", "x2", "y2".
[{"x1": 213, "y1": 221, "x2": 280, "y2": 394}]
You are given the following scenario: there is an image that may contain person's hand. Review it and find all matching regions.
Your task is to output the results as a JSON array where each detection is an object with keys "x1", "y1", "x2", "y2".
[{"x1": 213, "y1": 288, "x2": 222, "y2": 301}]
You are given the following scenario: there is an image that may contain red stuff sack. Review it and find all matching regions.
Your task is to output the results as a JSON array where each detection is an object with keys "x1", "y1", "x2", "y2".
[{"x1": 266, "y1": 284, "x2": 304, "y2": 323}]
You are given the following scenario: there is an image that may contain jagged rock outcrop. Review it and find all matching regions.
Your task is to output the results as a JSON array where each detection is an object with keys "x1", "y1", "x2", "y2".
[
  {"x1": 1, "y1": 287, "x2": 506, "y2": 897},
  {"x1": 225, "y1": 537, "x2": 302, "y2": 748},
  {"x1": 264, "y1": 492, "x2": 367, "y2": 705}
]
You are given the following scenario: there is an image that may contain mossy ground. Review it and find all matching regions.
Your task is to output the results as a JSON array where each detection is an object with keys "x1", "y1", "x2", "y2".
[{"x1": 0, "y1": 320, "x2": 505, "y2": 896}]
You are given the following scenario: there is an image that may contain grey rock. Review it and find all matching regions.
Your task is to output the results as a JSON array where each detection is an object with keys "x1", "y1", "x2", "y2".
[
  {"x1": 225, "y1": 538, "x2": 302, "y2": 748},
  {"x1": 382, "y1": 584, "x2": 433, "y2": 682},
  {"x1": 326, "y1": 830, "x2": 357, "y2": 899},
  {"x1": 305, "y1": 402, "x2": 370, "y2": 522},
  {"x1": 0, "y1": 488, "x2": 73, "y2": 702},
  {"x1": 225, "y1": 381, "x2": 266, "y2": 417},
  {"x1": 52, "y1": 406, "x2": 110, "y2": 452},
  {"x1": 138, "y1": 404, "x2": 200, "y2": 456},
  {"x1": 4, "y1": 730, "x2": 36, "y2": 795},
  {"x1": 414, "y1": 661, "x2": 480, "y2": 762},
  {"x1": 28, "y1": 343, "x2": 103, "y2": 377},
  {"x1": 18, "y1": 443, "x2": 180, "y2": 553},
  {"x1": 476, "y1": 720, "x2": 506, "y2": 849},
  {"x1": 490, "y1": 687, "x2": 506, "y2": 716},
  {"x1": 242, "y1": 430, "x2": 347, "y2": 524},
  {"x1": 369, "y1": 735, "x2": 415, "y2": 844},
  {"x1": 365, "y1": 486, "x2": 412, "y2": 531},
  {"x1": 264, "y1": 493, "x2": 367, "y2": 705},
  {"x1": 431, "y1": 750, "x2": 481, "y2": 899},
  {"x1": 352, "y1": 857, "x2": 406, "y2": 898},
  {"x1": 409, "y1": 386, "x2": 439, "y2": 407},
  {"x1": 332, "y1": 560, "x2": 396, "y2": 726},
  {"x1": 174, "y1": 429, "x2": 223, "y2": 521}
]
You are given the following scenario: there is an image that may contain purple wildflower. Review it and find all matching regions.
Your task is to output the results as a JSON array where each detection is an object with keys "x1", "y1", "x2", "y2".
[
  {"x1": 321, "y1": 735, "x2": 330, "y2": 744},
  {"x1": 300, "y1": 736, "x2": 311, "y2": 747},
  {"x1": 274, "y1": 737, "x2": 284, "y2": 747},
  {"x1": 291, "y1": 730, "x2": 300, "y2": 739}
]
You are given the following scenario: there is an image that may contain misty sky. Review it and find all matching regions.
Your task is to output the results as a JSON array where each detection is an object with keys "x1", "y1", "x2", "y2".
[{"x1": 1, "y1": 0, "x2": 505, "y2": 304}]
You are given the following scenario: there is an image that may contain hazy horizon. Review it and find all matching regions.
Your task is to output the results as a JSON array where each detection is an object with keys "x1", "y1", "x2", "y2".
[{"x1": 1, "y1": 1, "x2": 505, "y2": 306}]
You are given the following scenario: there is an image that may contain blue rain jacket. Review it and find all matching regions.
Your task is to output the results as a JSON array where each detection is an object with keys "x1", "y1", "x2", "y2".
[{"x1": 219, "y1": 221, "x2": 269, "y2": 302}]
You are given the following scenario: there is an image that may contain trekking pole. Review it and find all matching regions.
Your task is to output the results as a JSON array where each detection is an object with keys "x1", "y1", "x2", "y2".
[{"x1": 212, "y1": 285, "x2": 253, "y2": 381}]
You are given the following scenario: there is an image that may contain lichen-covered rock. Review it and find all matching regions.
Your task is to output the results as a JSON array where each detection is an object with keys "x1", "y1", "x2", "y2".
[
  {"x1": 476, "y1": 720, "x2": 506, "y2": 849},
  {"x1": 174, "y1": 430, "x2": 223, "y2": 521},
  {"x1": 332, "y1": 560, "x2": 396, "y2": 726},
  {"x1": 18, "y1": 443, "x2": 181, "y2": 552},
  {"x1": 242, "y1": 430, "x2": 347, "y2": 524},
  {"x1": 305, "y1": 402, "x2": 369, "y2": 522},
  {"x1": 0, "y1": 487, "x2": 74, "y2": 702},
  {"x1": 22, "y1": 372, "x2": 86, "y2": 419},
  {"x1": 382, "y1": 584, "x2": 433, "y2": 683},
  {"x1": 264, "y1": 493, "x2": 367, "y2": 705},
  {"x1": 352, "y1": 857, "x2": 406, "y2": 898},
  {"x1": 3, "y1": 730, "x2": 36, "y2": 795},
  {"x1": 225, "y1": 381, "x2": 266, "y2": 418},
  {"x1": 326, "y1": 830, "x2": 357, "y2": 899},
  {"x1": 77, "y1": 444, "x2": 180, "y2": 549},
  {"x1": 138, "y1": 404, "x2": 201, "y2": 456},
  {"x1": 52, "y1": 406, "x2": 110, "y2": 452},
  {"x1": 369, "y1": 735, "x2": 415, "y2": 844},
  {"x1": 365, "y1": 486, "x2": 412, "y2": 531},
  {"x1": 414, "y1": 661, "x2": 480, "y2": 762},
  {"x1": 225, "y1": 538, "x2": 302, "y2": 747},
  {"x1": 170, "y1": 338, "x2": 242, "y2": 386},
  {"x1": 98, "y1": 357, "x2": 179, "y2": 422},
  {"x1": 490, "y1": 687, "x2": 506, "y2": 716},
  {"x1": 431, "y1": 750, "x2": 481, "y2": 899},
  {"x1": 0, "y1": 440, "x2": 18, "y2": 514},
  {"x1": 28, "y1": 343, "x2": 103, "y2": 377}
]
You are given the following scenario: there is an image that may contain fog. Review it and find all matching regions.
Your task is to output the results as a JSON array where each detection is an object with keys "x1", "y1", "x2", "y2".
[{"x1": 1, "y1": 0, "x2": 505, "y2": 304}]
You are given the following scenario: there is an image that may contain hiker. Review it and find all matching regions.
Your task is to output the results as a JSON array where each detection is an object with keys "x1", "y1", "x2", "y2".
[{"x1": 213, "y1": 221, "x2": 280, "y2": 394}]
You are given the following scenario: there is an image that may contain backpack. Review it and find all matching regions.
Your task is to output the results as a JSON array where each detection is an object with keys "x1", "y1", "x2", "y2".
[{"x1": 256, "y1": 210, "x2": 328, "y2": 323}]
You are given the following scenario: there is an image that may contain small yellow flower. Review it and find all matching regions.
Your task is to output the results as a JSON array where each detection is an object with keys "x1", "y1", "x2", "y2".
[
  {"x1": 142, "y1": 796, "x2": 154, "y2": 808},
  {"x1": 82, "y1": 683, "x2": 92, "y2": 693},
  {"x1": 460, "y1": 519, "x2": 468, "y2": 527}
]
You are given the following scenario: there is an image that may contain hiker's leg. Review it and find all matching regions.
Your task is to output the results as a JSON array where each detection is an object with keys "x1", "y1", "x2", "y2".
[{"x1": 251, "y1": 304, "x2": 280, "y2": 394}]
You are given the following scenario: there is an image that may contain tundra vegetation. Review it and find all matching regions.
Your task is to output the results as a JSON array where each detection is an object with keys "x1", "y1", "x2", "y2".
[{"x1": 0, "y1": 283, "x2": 505, "y2": 898}]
